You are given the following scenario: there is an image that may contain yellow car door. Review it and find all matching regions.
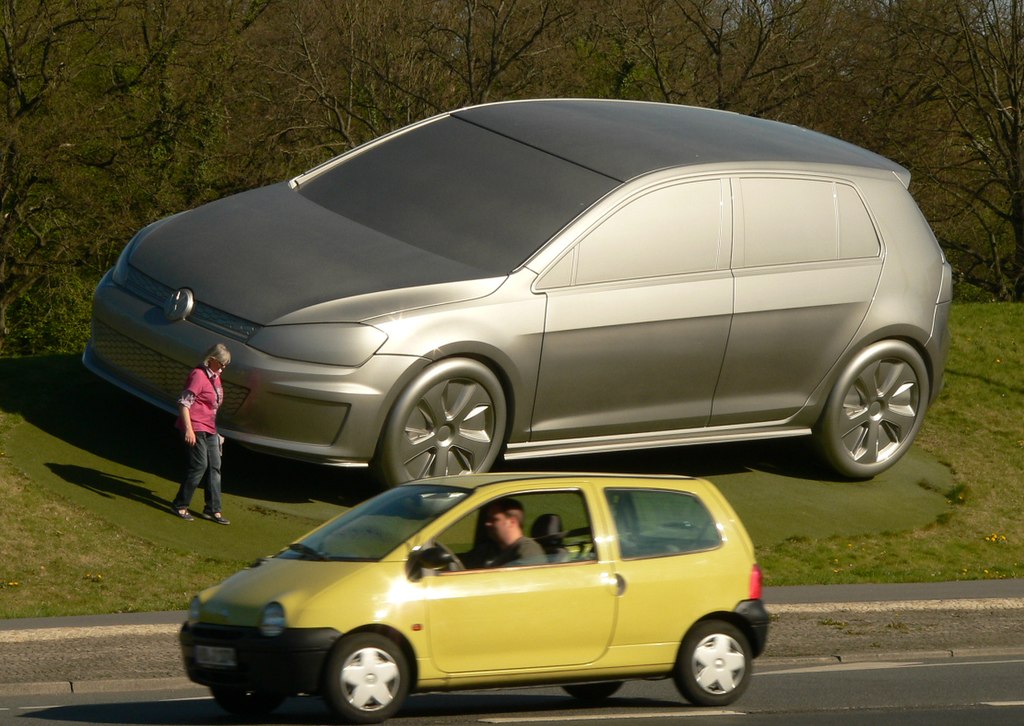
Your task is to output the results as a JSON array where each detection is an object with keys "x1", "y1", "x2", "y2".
[{"x1": 424, "y1": 559, "x2": 618, "y2": 673}]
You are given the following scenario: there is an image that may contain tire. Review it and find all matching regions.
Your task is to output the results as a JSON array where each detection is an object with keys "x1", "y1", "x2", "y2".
[
  {"x1": 815, "y1": 340, "x2": 930, "y2": 478},
  {"x1": 374, "y1": 358, "x2": 507, "y2": 487},
  {"x1": 209, "y1": 686, "x2": 285, "y2": 716},
  {"x1": 563, "y1": 681, "x2": 624, "y2": 702},
  {"x1": 322, "y1": 633, "x2": 410, "y2": 724},
  {"x1": 673, "y1": 620, "x2": 751, "y2": 707}
]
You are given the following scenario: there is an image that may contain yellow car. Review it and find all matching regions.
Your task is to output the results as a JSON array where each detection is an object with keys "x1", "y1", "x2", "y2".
[{"x1": 180, "y1": 474, "x2": 769, "y2": 722}]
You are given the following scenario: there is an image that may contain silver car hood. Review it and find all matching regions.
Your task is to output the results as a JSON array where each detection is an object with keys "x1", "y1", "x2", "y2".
[{"x1": 128, "y1": 182, "x2": 497, "y2": 324}]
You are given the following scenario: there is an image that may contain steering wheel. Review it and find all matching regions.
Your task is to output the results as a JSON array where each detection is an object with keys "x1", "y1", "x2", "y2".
[{"x1": 435, "y1": 542, "x2": 465, "y2": 572}]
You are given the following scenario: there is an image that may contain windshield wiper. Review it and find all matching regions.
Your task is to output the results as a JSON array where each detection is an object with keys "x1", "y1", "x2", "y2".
[{"x1": 288, "y1": 542, "x2": 328, "y2": 561}]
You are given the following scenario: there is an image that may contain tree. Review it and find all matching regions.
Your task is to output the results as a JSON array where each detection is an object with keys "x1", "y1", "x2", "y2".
[
  {"x1": 584, "y1": 0, "x2": 839, "y2": 117},
  {"x1": 900, "y1": 0, "x2": 1024, "y2": 300},
  {"x1": 0, "y1": 0, "x2": 120, "y2": 355}
]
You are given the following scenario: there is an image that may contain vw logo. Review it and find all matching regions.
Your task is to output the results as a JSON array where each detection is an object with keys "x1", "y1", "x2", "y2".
[{"x1": 164, "y1": 288, "x2": 195, "y2": 321}]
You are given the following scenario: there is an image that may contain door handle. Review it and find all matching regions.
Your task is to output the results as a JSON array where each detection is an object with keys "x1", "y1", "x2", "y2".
[{"x1": 614, "y1": 574, "x2": 627, "y2": 597}]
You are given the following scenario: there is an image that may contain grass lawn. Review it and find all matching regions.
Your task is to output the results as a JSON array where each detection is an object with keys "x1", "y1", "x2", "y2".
[{"x1": 0, "y1": 303, "x2": 1020, "y2": 617}]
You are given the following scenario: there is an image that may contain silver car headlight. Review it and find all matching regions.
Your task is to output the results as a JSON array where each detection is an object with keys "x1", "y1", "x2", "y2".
[
  {"x1": 259, "y1": 602, "x2": 286, "y2": 637},
  {"x1": 111, "y1": 233, "x2": 142, "y2": 286},
  {"x1": 248, "y1": 323, "x2": 387, "y2": 367}
]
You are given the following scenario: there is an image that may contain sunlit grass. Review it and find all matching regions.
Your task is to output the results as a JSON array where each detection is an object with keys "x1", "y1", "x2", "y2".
[{"x1": 0, "y1": 445, "x2": 242, "y2": 617}]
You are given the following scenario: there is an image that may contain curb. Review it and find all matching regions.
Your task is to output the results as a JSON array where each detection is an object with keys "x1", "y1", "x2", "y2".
[
  {"x1": 759, "y1": 645, "x2": 1024, "y2": 668},
  {"x1": 0, "y1": 677, "x2": 195, "y2": 697}
]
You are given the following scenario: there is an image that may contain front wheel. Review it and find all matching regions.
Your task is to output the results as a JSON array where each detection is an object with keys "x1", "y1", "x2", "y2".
[
  {"x1": 373, "y1": 358, "x2": 507, "y2": 487},
  {"x1": 814, "y1": 340, "x2": 929, "y2": 478},
  {"x1": 209, "y1": 687, "x2": 285, "y2": 716},
  {"x1": 673, "y1": 620, "x2": 752, "y2": 707},
  {"x1": 322, "y1": 633, "x2": 410, "y2": 724}
]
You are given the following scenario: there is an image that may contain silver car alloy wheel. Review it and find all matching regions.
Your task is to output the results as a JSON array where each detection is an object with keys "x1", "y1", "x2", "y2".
[
  {"x1": 376, "y1": 358, "x2": 507, "y2": 486},
  {"x1": 340, "y1": 646, "x2": 401, "y2": 712},
  {"x1": 817, "y1": 340, "x2": 929, "y2": 478}
]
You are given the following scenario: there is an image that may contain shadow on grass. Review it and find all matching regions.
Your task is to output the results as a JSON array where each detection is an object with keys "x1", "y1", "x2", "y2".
[
  {"x1": 0, "y1": 354, "x2": 376, "y2": 508},
  {"x1": 499, "y1": 434, "x2": 849, "y2": 483},
  {"x1": 0, "y1": 353, "x2": 951, "y2": 551},
  {"x1": 45, "y1": 463, "x2": 169, "y2": 514},
  {"x1": 0, "y1": 354, "x2": 847, "y2": 500}
]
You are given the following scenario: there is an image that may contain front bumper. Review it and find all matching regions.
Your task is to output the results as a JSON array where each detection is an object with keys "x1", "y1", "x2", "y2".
[
  {"x1": 735, "y1": 599, "x2": 770, "y2": 657},
  {"x1": 180, "y1": 622, "x2": 340, "y2": 694},
  {"x1": 85, "y1": 271, "x2": 423, "y2": 465}
]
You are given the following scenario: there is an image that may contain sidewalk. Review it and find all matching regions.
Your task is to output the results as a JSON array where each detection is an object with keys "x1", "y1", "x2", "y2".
[{"x1": 2, "y1": 580, "x2": 1022, "y2": 696}]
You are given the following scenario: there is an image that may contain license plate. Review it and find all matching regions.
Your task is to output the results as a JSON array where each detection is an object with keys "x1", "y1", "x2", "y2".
[{"x1": 195, "y1": 644, "x2": 237, "y2": 669}]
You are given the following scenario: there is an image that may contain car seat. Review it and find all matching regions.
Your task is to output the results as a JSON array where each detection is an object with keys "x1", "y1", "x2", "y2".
[{"x1": 530, "y1": 513, "x2": 569, "y2": 562}]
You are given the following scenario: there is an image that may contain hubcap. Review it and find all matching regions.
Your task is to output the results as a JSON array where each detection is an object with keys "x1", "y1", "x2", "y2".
[
  {"x1": 692, "y1": 633, "x2": 746, "y2": 695},
  {"x1": 838, "y1": 358, "x2": 920, "y2": 464},
  {"x1": 341, "y1": 647, "x2": 400, "y2": 711},
  {"x1": 398, "y1": 378, "x2": 496, "y2": 479}
]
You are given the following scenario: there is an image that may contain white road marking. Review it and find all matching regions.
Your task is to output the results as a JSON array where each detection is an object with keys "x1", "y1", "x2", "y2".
[{"x1": 480, "y1": 711, "x2": 743, "y2": 723}]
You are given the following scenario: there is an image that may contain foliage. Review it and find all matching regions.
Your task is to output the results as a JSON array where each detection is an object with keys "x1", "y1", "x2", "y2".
[{"x1": 3, "y1": 0, "x2": 1024, "y2": 356}]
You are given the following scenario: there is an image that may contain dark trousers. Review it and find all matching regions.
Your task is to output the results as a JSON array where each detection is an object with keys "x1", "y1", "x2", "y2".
[{"x1": 172, "y1": 431, "x2": 222, "y2": 514}]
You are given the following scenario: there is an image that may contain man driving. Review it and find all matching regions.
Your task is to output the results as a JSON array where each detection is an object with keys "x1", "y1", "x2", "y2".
[{"x1": 464, "y1": 497, "x2": 545, "y2": 568}]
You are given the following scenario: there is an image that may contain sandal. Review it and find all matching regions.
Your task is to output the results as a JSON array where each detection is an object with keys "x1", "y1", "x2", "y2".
[{"x1": 174, "y1": 507, "x2": 194, "y2": 521}]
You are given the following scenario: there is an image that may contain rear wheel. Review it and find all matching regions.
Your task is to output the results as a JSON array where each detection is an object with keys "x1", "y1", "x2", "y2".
[
  {"x1": 563, "y1": 681, "x2": 623, "y2": 702},
  {"x1": 322, "y1": 633, "x2": 410, "y2": 724},
  {"x1": 374, "y1": 358, "x2": 507, "y2": 487},
  {"x1": 209, "y1": 687, "x2": 285, "y2": 716},
  {"x1": 673, "y1": 620, "x2": 751, "y2": 707},
  {"x1": 815, "y1": 340, "x2": 929, "y2": 478}
]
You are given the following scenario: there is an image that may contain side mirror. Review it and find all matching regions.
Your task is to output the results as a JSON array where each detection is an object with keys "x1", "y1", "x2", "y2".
[{"x1": 416, "y1": 546, "x2": 456, "y2": 570}]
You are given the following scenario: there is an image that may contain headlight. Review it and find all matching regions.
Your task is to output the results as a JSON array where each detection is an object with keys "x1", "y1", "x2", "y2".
[
  {"x1": 188, "y1": 596, "x2": 202, "y2": 624},
  {"x1": 259, "y1": 602, "x2": 286, "y2": 637},
  {"x1": 248, "y1": 323, "x2": 387, "y2": 367},
  {"x1": 111, "y1": 233, "x2": 142, "y2": 286}
]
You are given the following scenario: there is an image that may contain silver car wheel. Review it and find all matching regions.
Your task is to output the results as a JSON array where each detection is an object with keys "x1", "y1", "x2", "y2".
[
  {"x1": 673, "y1": 620, "x2": 751, "y2": 706},
  {"x1": 323, "y1": 633, "x2": 410, "y2": 723},
  {"x1": 376, "y1": 358, "x2": 507, "y2": 486},
  {"x1": 816, "y1": 340, "x2": 929, "y2": 478}
]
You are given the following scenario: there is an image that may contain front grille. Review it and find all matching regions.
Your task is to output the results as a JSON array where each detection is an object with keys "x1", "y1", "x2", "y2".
[
  {"x1": 192, "y1": 623, "x2": 254, "y2": 642},
  {"x1": 91, "y1": 320, "x2": 249, "y2": 416},
  {"x1": 123, "y1": 266, "x2": 261, "y2": 341}
]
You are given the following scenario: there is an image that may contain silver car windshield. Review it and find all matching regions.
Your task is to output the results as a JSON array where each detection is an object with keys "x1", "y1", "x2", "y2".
[
  {"x1": 283, "y1": 484, "x2": 470, "y2": 562},
  {"x1": 296, "y1": 116, "x2": 617, "y2": 273}
]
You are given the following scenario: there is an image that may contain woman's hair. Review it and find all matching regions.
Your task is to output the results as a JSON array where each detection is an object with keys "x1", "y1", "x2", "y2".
[{"x1": 203, "y1": 343, "x2": 232, "y2": 367}]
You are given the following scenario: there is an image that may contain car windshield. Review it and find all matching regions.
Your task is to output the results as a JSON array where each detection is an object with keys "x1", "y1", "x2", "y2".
[
  {"x1": 281, "y1": 484, "x2": 470, "y2": 561},
  {"x1": 296, "y1": 116, "x2": 617, "y2": 273}
]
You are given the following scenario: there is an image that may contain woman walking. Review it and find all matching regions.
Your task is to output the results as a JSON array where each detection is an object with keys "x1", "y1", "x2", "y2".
[{"x1": 171, "y1": 343, "x2": 231, "y2": 524}]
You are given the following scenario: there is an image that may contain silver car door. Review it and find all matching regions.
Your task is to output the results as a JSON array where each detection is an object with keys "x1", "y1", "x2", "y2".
[
  {"x1": 531, "y1": 179, "x2": 733, "y2": 441},
  {"x1": 711, "y1": 177, "x2": 883, "y2": 425}
]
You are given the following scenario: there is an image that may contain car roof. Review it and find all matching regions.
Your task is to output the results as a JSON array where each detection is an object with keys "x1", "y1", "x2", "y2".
[{"x1": 453, "y1": 99, "x2": 909, "y2": 184}]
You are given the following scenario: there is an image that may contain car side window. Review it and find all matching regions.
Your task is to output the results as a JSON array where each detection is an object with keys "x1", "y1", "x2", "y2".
[
  {"x1": 435, "y1": 490, "x2": 597, "y2": 570},
  {"x1": 739, "y1": 178, "x2": 880, "y2": 267},
  {"x1": 605, "y1": 488, "x2": 721, "y2": 559},
  {"x1": 572, "y1": 179, "x2": 725, "y2": 285}
]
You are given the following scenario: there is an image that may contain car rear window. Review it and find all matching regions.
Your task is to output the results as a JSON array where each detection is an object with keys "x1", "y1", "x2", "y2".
[{"x1": 296, "y1": 116, "x2": 618, "y2": 273}]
